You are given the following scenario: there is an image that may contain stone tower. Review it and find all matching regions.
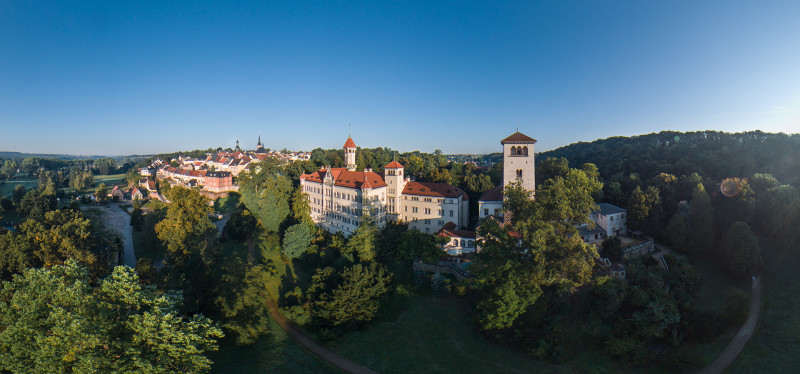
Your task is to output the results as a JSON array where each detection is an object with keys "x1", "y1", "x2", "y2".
[
  {"x1": 343, "y1": 136, "x2": 357, "y2": 171},
  {"x1": 383, "y1": 160, "x2": 405, "y2": 215},
  {"x1": 501, "y1": 131, "x2": 537, "y2": 195}
]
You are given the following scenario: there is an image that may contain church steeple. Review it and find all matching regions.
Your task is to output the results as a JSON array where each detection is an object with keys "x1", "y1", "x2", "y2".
[
  {"x1": 257, "y1": 135, "x2": 262, "y2": 148},
  {"x1": 235, "y1": 138, "x2": 241, "y2": 151}
]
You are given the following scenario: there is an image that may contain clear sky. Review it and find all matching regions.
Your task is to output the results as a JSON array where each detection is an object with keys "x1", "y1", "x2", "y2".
[{"x1": 2, "y1": 1, "x2": 799, "y2": 156}]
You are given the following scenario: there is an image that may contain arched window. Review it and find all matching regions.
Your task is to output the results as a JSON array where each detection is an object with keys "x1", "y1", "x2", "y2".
[
  {"x1": 522, "y1": 146, "x2": 528, "y2": 156},
  {"x1": 510, "y1": 146, "x2": 516, "y2": 156},
  {"x1": 461, "y1": 239, "x2": 466, "y2": 247},
  {"x1": 516, "y1": 169, "x2": 523, "y2": 178}
]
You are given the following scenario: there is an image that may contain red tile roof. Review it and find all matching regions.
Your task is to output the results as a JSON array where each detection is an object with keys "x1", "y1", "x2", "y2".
[
  {"x1": 437, "y1": 222, "x2": 477, "y2": 239},
  {"x1": 501, "y1": 131, "x2": 537, "y2": 144},
  {"x1": 402, "y1": 181, "x2": 467, "y2": 199},
  {"x1": 479, "y1": 185, "x2": 503, "y2": 202},
  {"x1": 384, "y1": 161, "x2": 404, "y2": 169},
  {"x1": 301, "y1": 168, "x2": 387, "y2": 189},
  {"x1": 343, "y1": 137, "x2": 357, "y2": 148}
]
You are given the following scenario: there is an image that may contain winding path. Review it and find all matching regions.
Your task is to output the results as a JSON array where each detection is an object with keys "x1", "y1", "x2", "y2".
[
  {"x1": 264, "y1": 299, "x2": 379, "y2": 374},
  {"x1": 698, "y1": 276, "x2": 763, "y2": 374}
]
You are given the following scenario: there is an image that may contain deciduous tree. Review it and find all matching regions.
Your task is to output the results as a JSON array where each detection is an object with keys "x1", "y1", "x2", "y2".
[
  {"x1": 0, "y1": 261, "x2": 223, "y2": 373},
  {"x1": 720, "y1": 222, "x2": 762, "y2": 278}
]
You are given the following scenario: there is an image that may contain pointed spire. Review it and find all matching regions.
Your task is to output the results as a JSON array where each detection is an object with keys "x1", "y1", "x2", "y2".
[{"x1": 257, "y1": 134, "x2": 262, "y2": 147}]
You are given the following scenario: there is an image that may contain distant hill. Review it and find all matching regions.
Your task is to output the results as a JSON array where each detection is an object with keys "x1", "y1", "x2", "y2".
[
  {"x1": 0, "y1": 151, "x2": 154, "y2": 162},
  {"x1": 538, "y1": 130, "x2": 800, "y2": 185}
]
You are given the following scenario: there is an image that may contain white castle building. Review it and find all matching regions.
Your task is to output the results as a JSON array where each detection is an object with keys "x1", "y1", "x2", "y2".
[
  {"x1": 300, "y1": 137, "x2": 469, "y2": 235},
  {"x1": 478, "y1": 131, "x2": 537, "y2": 219}
]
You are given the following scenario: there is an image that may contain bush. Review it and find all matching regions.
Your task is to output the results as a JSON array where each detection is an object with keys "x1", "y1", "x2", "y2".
[{"x1": 722, "y1": 287, "x2": 750, "y2": 327}]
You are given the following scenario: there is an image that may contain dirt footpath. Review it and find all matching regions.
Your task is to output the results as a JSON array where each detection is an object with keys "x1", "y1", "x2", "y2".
[{"x1": 699, "y1": 276, "x2": 762, "y2": 374}]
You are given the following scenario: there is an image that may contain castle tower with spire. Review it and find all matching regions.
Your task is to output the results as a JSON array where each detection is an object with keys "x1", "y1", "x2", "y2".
[{"x1": 343, "y1": 136, "x2": 357, "y2": 171}]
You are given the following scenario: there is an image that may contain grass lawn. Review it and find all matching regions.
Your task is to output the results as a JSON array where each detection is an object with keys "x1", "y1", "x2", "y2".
[
  {"x1": 0, "y1": 178, "x2": 39, "y2": 197},
  {"x1": 325, "y1": 295, "x2": 574, "y2": 374},
  {"x1": 94, "y1": 173, "x2": 127, "y2": 186},
  {"x1": 728, "y1": 236, "x2": 800, "y2": 373},
  {"x1": 209, "y1": 317, "x2": 339, "y2": 374}
]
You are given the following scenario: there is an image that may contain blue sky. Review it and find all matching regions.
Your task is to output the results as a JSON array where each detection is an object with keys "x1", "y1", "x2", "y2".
[{"x1": 1, "y1": 1, "x2": 799, "y2": 155}]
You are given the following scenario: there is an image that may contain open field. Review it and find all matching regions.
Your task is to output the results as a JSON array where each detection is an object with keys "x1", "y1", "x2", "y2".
[
  {"x1": 0, "y1": 178, "x2": 39, "y2": 197},
  {"x1": 326, "y1": 295, "x2": 573, "y2": 374},
  {"x1": 728, "y1": 236, "x2": 800, "y2": 373},
  {"x1": 210, "y1": 317, "x2": 339, "y2": 374}
]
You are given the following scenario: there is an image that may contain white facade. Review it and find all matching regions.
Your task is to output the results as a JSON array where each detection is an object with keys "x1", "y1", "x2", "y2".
[
  {"x1": 590, "y1": 203, "x2": 627, "y2": 237},
  {"x1": 501, "y1": 132, "x2": 537, "y2": 195},
  {"x1": 301, "y1": 169, "x2": 388, "y2": 235},
  {"x1": 478, "y1": 201, "x2": 503, "y2": 219},
  {"x1": 301, "y1": 138, "x2": 470, "y2": 236}
]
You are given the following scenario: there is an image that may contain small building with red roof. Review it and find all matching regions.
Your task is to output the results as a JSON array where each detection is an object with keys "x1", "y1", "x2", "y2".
[{"x1": 437, "y1": 222, "x2": 477, "y2": 255}]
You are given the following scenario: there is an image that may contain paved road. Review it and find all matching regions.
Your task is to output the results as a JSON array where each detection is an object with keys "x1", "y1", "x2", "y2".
[
  {"x1": 83, "y1": 202, "x2": 136, "y2": 267},
  {"x1": 264, "y1": 298, "x2": 379, "y2": 374},
  {"x1": 699, "y1": 276, "x2": 763, "y2": 374}
]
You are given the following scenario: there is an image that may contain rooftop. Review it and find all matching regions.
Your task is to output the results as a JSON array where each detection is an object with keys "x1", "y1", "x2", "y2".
[
  {"x1": 501, "y1": 131, "x2": 537, "y2": 144},
  {"x1": 595, "y1": 203, "x2": 627, "y2": 215}
]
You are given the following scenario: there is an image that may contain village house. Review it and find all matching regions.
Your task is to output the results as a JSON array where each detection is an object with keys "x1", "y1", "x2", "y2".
[
  {"x1": 591, "y1": 203, "x2": 627, "y2": 237},
  {"x1": 437, "y1": 222, "x2": 477, "y2": 256}
]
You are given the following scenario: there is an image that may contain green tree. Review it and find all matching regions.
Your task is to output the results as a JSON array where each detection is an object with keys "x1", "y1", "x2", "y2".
[
  {"x1": 18, "y1": 209, "x2": 97, "y2": 270},
  {"x1": 291, "y1": 186, "x2": 313, "y2": 224},
  {"x1": 396, "y1": 229, "x2": 444, "y2": 263},
  {"x1": 307, "y1": 262, "x2": 392, "y2": 327},
  {"x1": 601, "y1": 236, "x2": 624, "y2": 263},
  {"x1": 282, "y1": 222, "x2": 315, "y2": 259},
  {"x1": 92, "y1": 158, "x2": 117, "y2": 175},
  {"x1": 0, "y1": 261, "x2": 223, "y2": 373},
  {"x1": 720, "y1": 222, "x2": 763, "y2": 278},
  {"x1": 19, "y1": 157, "x2": 40, "y2": 176},
  {"x1": 750, "y1": 173, "x2": 779, "y2": 195},
  {"x1": 12, "y1": 185, "x2": 26, "y2": 207},
  {"x1": 240, "y1": 169, "x2": 292, "y2": 233},
  {"x1": 537, "y1": 157, "x2": 570, "y2": 184},
  {"x1": 0, "y1": 197, "x2": 13, "y2": 212},
  {"x1": 18, "y1": 189, "x2": 56, "y2": 220},
  {"x1": 475, "y1": 167, "x2": 602, "y2": 330},
  {"x1": 130, "y1": 202, "x2": 144, "y2": 231},
  {"x1": 222, "y1": 207, "x2": 259, "y2": 243},
  {"x1": 95, "y1": 183, "x2": 108, "y2": 204},
  {"x1": 666, "y1": 214, "x2": 690, "y2": 252},
  {"x1": 687, "y1": 184, "x2": 715, "y2": 257},
  {"x1": 155, "y1": 187, "x2": 215, "y2": 260},
  {"x1": 345, "y1": 215, "x2": 378, "y2": 262},
  {"x1": 0, "y1": 160, "x2": 18, "y2": 179},
  {"x1": 627, "y1": 185, "x2": 660, "y2": 231},
  {"x1": 215, "y1": 260, "x2": 272, "y2": 344}
]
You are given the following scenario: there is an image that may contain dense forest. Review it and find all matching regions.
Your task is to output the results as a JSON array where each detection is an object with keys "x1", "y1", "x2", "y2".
[{"x1": 540, "y1": 130, "x2": 800, "y2": 185}]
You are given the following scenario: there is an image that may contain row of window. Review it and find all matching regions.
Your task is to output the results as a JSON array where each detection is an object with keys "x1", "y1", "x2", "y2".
[
  {"x1": 404, "y1": 196, "x2": 450, "y2": 203},
  {"x1": 405, "y1": 206, "x2": 454, "y2": 216},
  {"x1": 449, "y1": 239, "x2": 475, "y2": 248},
  {"x1": 483, "y1": 208, "x2": 502, "y2": 216}
]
